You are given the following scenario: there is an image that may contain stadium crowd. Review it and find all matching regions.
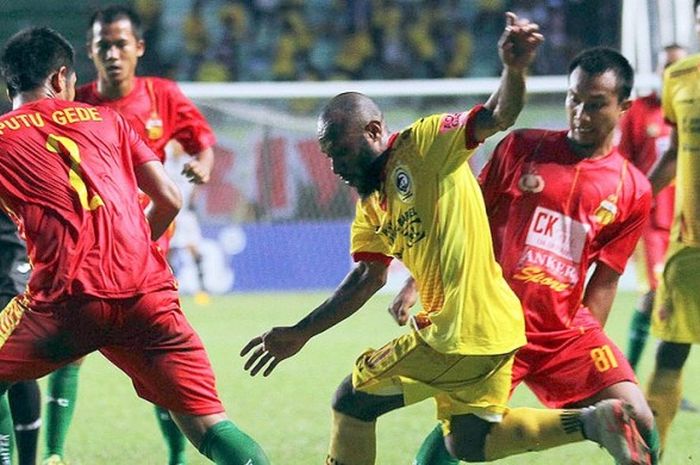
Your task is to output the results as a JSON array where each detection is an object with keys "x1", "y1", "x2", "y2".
[{"x1": 131, "y1": 0, "x2": 621, "y2": 82}]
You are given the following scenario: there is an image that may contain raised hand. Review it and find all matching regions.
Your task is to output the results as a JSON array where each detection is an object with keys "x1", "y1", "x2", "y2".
[
  {"x1": 240, "y1": 326, "x2": 309, "y2": 377},
  {"x1": 498, "y1": 11, "x2": 544, "y2": 72}
]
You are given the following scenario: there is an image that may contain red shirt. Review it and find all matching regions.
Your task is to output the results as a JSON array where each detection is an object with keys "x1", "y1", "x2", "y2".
[
  {"x1": 0, "y1": 99, "x2": 174, "y2": 302},
  {"x1": 480, "y1": 129, "x2": 651, "y2": 333},
  {"x1": 618, "y1": 93, "x2": 675, "y2": 230},
  {"x1": 76, "y1": 77, "x2": 215, "y2": 162}
]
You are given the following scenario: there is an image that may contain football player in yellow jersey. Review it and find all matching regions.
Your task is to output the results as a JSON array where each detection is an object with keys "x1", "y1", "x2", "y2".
[
  {"x1": 242, "y1": 12, "x2": 649, "y2": 465},
  {"x1": 645, "y1": 0, "x2": 700, "y2": 454}
]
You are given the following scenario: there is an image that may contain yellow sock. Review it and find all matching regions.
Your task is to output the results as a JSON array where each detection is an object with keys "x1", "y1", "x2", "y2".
[
  {"x1": 646, "y1": 368, "x2": 682, "y2": 450},
  {"x1": 326, "y1": 410, "x2": 376, "y2": 465},
  {"x1": 484, "y1": 408, "x2": 584, "y2": 460}
]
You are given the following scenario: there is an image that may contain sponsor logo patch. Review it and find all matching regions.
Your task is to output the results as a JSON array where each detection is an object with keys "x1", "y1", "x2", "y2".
[
  {"x1": 525, "y1": 206, "x2": 590, "y2": 263},
  {"x1": 439, "y1": 112, "x2": 467, "y2": 133}
]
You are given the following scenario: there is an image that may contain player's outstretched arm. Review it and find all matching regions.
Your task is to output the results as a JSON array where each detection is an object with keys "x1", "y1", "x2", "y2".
[
  {"x1": 135, "y1": 161, "x2": 182, "y2": 240},
  {"x1": 388, "y1": 276, "x2": 418, "y2": 326},
  {"x1": 474, "y1": 11, "x2": 544, "y2": 142},
  {"x1": 182, "y1": 147, "x2": 214, "y2": 184},
  {"x1": 241, "y1": 260, "x2": 389, "y2": 377}
]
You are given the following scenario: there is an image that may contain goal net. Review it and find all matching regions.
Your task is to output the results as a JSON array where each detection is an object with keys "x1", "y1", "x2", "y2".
[{"x1": 174, "y1": 75, "x2": 657, "y2": 294}]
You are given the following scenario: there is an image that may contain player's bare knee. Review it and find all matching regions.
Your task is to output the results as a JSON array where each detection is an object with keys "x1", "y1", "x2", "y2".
[{"x1": 628, "y1": 398, "x2": 654, "y2": 431}]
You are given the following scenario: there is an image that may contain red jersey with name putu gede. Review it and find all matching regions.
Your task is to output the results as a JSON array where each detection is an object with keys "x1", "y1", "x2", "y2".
[
  {"x1": 479, "y1": 129, "x2": 651, "y2": 333},
  {"x1": 0, "y1": 98, "x2": 175, "y2": 303}
]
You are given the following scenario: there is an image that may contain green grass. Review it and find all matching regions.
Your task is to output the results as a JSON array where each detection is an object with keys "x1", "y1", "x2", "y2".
[{"x1": 39, "y1": 291, "x2": 699, "y2": 464}]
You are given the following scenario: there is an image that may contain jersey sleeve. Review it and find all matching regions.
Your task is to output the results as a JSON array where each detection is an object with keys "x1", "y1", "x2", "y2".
[
  {"x1": 409, "y1": 105, "x2": 485, "y2": 172},
  {"x1": 350, "y1": 199, "x2": 392, "y2": 264},
  {"x1": 167, "y1": 82, "x2": 217, "y2": 155},
  {"x1": 478, "y1": 132, "x2": 516, "y2": 211},
  {"x1": 594, "y1": 168, "x2": 653, "y2": 273},
  {"x1": 661, "y1": 67, "x2": 677, "y2": 125}
]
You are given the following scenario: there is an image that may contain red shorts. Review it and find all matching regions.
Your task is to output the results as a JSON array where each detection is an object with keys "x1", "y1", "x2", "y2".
[
  {"x1": 0, "y1": 289, "x2": 223, "y2": 416},
  {"x1": 512, "y1": 323, "x2": 636, "y2": 408}
]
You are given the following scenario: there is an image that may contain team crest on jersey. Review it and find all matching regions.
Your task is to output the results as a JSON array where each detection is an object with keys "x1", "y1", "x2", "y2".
[
  {"x1": 518, "y1": 173, "x2": 545, "y2": 193},
  {"x1": 645, "y1": 123, "x2": 661, "y2": 138},
  {"x1": 146, "y1": 115, "x2": 163, "y2": 140},
  {"x1": 594, "y1": 195, "x2": 618, "y2": 225},
  {"x1": 392, "y1": 165, "x2": 414, "y2": 203}
]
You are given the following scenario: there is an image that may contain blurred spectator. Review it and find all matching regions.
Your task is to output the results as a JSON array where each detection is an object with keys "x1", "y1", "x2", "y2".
[{"x1": 126, "y1": 0, "x2": 622, "y2": 82}]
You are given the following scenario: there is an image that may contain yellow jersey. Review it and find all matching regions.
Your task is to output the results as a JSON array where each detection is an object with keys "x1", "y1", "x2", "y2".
[
  {"x1": 662, "y1": 54, "x2": 700, "y2": 247},
  {"x1": 350, "y1": 107, "x2": 526, "y2": 355}
]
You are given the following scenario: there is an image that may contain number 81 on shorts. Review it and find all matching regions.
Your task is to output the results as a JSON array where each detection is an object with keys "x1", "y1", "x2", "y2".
[{"x1": 590, "y1": 345, "x2": 619, "y2": 372}]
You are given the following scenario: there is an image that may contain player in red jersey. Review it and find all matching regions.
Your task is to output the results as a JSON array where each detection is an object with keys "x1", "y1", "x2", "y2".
[
  {"x1": 620, "y1": 44, "x2": 697, "y2": 414},
  {"x1": 43, "y1": 6, "x2": 217, "y2": 465},
  {"x1": 0, "y1": 27, "x2": 269, "y2": 465},
  {"x1": 393, "y1": 48, "x2": 659, "y2": 465}
]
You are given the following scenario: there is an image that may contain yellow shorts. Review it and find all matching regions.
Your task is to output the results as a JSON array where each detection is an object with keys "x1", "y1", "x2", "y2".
[
  {"x1": 652, "y1": 244, "x2": 700, "y2": 344},
  {"x1": 352, "y1": 331, "x2": 514, "y2": 432}
]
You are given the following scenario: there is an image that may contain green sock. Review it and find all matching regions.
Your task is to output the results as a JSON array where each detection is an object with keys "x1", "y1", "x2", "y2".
[
  {"x1": 0, "y1": 393, "x2": 14, "y2": 465},
  {"x1": 414, "y1": 424, "x2": 459, "y2": 465},
  {"x1": 642, "y1": 424, "x2": 661, "y2": 465},
  {"x1": 44, "y1": 363, "x2": 81, "y2": 458},
  {"x1": 154, "y1": 405, "x2": 187, "y2": 465},
  {"x1": 626, "y1": 310, "x2": 651, "y2": 371},
  {"x1": 198, "y1": 420, "x2": 269, "y2": 465}
]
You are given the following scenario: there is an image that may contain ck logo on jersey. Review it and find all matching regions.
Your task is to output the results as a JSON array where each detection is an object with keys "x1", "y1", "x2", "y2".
[
  {"x1": 392, "y1": 165, "x2": 414, "y2": 203},
  {"x1": 594, "y1": 195, "x2": 618, "y2": 226},
  {"x1": 526, "y1": 206, "x2": 590, "y2": 263}
]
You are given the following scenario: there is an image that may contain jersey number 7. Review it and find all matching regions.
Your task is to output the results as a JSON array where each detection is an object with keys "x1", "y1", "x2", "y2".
[{"x1": 46, "y1": 134, "x2": 104, "y2": 211}]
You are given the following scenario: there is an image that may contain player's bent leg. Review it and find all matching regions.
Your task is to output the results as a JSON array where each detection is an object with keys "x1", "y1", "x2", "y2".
[
  {"x1": 8, "y1": 380, "x2": 41, "y2": 465},
  {"x1": 328, "y1": 375, "x2": 405, "y2": 465},
  {"x1": 154, "y1": 404, "x2": 188, "y2": 465},
  {"x1": 627, "y1": 290, "x2": 654, "y2": 371},
  {"x1": 421, "y1": 402, "x2": 651, "y2": 465},
  {"x1": 646, "y1": 341, "x2": 691, "y2": 451},
  {"x1": 43, "y1": 358, "x2": 84, "y2": 463},
  {"x1": 170, "y1": 412, "x2": 269, "y2": 465},
  {"x1": 451, "y1": 408, "x2": 586, "y2": 462}
]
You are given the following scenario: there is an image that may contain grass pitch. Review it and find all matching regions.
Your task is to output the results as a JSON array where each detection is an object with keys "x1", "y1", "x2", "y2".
[{"x1": 41, "y1": 291, "x2": 699, "y2": 464}]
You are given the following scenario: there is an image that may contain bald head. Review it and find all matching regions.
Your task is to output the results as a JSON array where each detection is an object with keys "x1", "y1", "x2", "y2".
[
  {"x1": 317, "y1": 92, "x2": 383, "y2": 147},
  {"x1": 316, "y1": 92, "x2": 388, "y2": 197}
]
